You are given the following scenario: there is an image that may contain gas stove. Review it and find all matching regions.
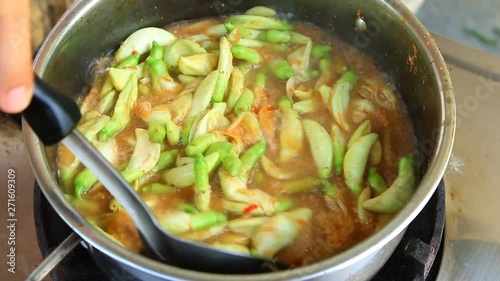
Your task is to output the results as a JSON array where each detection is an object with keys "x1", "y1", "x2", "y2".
[{"x1": 0, "y1": 33, "x2": 499, "y2": 281}]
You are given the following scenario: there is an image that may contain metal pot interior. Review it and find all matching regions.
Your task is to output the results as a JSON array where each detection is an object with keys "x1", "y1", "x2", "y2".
[{"x1": 27, "y1": 0, "x2": 455, "y2": 280}]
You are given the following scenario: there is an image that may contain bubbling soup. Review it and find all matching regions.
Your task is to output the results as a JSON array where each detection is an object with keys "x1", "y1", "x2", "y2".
[{"x1": 57, "y1": 6, "x2": 417, "y2": 268}]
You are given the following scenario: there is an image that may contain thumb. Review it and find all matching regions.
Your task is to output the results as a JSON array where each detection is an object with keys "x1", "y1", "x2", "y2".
[{"x1": 0, "y1": 0, "x2": 33, "y2": 114}]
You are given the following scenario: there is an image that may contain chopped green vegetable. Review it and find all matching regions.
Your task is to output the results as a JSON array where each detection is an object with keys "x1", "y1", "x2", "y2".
[
  {"x1": 269, "y1": 60, "x2": 294, "y2": 80},
  {"x1": 240, "y1": 140, "x2": 266, "y2": 172},
  {"x1": 231, "y1": 45, "x2": 262, "y2": 64},
  {"x1": 152, "y1": 150, "x2": 178, "y2": 172},
  {"x1": 234, "y1": 88, "x2": 255, "y2": 115},
  {"x1": 225, "y1": 15, "x2": 293, "y2": 31},
  {"x1": 362, "y1": 155, "x2": 416, "y2": 213},
  {"x1": 303, "y1": 119, "x2": 333, "y2": 178},
  {"x1": 312, "y1": 44, "x2": 332, "y2": 59},
  {"x1": 99, "y1": 73, "x2": 138, "y2": 141}
]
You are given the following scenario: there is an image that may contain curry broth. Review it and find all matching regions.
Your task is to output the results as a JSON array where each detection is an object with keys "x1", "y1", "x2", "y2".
[{"x1": 57, "y1": 16, "x2": 416, "y2": 267}]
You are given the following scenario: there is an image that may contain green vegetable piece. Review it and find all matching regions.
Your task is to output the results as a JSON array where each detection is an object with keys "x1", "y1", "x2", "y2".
[
  {"x1": 146, "y1": 57, "x2": 171, "y2": 92},
  {"x1": 362, "y1": 156, "x2": 416, "y2": 213},
  {"x1": 279, "y1": 97, "x2": 303, "y2": 162},
  {"x1": 152, "y1": 150, "x2": 178, "y2": 172},
  {"x1": 258, "y1": 30, "x2": 291, "y2": 43},
  {"x1": 254, "y1": 71, "x2": 266, "y2": 88},
  {"x1": 225, "y1": 22, "x2": 261, "y2": 42},
  {"x1": 227, "y1": 67, "x2": 245, "y2": 112},
  {"x1": 178, "y1": 203, "x2": 199, "y2": 214},
  {"x1": 149, "y1": 41, "x2": 164, "y2": 60},
  {"x1": 244, "y1": 6, "x2": 277, "y2": 17},
  {"x1": 289, "y1": 32, "x2": 311, "y2": 44},
  {"x1": 163, "y1": 39, "x2": 207, "y2": 71},
  {"x1": 224, "y1": 21, "x2": 238, "y2": 33},
  {"x1": 225, "y1": 15, "x2": 293, "y2": 31},
  {"x1": 207, "y1": 23, "x2": 228, "y2": 37},
  {"x1": 141, "y1": 183, "x2": 172, "y2": 193},
  {"x1": 234, "y1": 88, "x2": 255, "y2": 116},
  {"x1": 166, "y1": 120, "x2": 180, "y2": 146},
  {"x1": 116, "y1": 53, "x2": 140, "y2": 69},
  {"x1": 319, "y1": 57, "x2": 332, "y2": 81},
  {"x1": 185, "y1": 133, "x2": 218, "y2": 156},
  {"x1": 312, "y1": 44, "x2": 332, "y2": 59},
  {"x1": 114, "y1": 27, "x2": 175, "y2": 64},
  {"x1": 194, "y1": 154, "x2": 211, "y2": 211},
  {"x1": 74, "y1": 168, "x2": 142, "y2": 198},
  {"x1": 222, "y1": 151, "x2": 244, "y2": 176},
  {"x1": 125, "y1": 128, "x2": 161, "y2": 175},
  {"x1": 99, "y1": 73, "x2": 138, "y2": 141},
  {"x1": 212, "y1": 37, "x2": 233, "y2": 103},
  {"x1": 231, "y1": 45, "x2": 262, "y2": 65},
  {"x1": 322, "y1": 180, "x2": 341, "y2": 198},
  {"x1": 181, "y1": 116, "x2": 196, "y2": 146},
  {"x1": 74, "y1": 169, "x2": 97, "y2": 198},
  {"x1": 177, "y1": 74, "x2": 197, "y2": 84},
  {"x1": 194, "y1": 154, "x2": 210, "y2": 192},
  {"x1": 318, "y1": 84, "x2": 330, "y2": 102},
  {"x1": 292, "y1": 97, "x2": 322, "y2": 114},
  {"x1": 240, "y1": 140, "x2": 266, "y2": 172},
  {"x1": 287, "y1": 39, "x2": 312, "y2": 80},
  {"x1": 331, "y1": 124, "x2": 346, "y2": 175},
  {"x1": 178, "y1": 53, "x2": 218, "y2": 76},
  {"x1": 191, "y1": 211, "x2": 227, "y2": 231},
  {"x1": 348, "y1": 120, "x2": 372, "y2": 149},
  {"x1": 358, "y1": 187, "x2": 372, "y2": 223},
  {"x1": 138, "y1": 83, "x2": 151, "y2": 95},
  {"x1": 183, "y1": 70, "x2": 220, "y2": 145},
  {"x1": 343, "y1": 133, "x2": 378, "y2": 196},
  {"x1": 282, "y1": 177, "x2": 323, "y2": 193},
  {"x1": 269, "y1": 60, "x2": 294, "y2": 80},
  {"x1": 368, "y1": 167, "x2": 388, "y2": 196},
  {"x1": 303, "y1": 119, "x2": 333, "y2": 178},
  {"x1": 331, "y1": 70, "x2": 358, "y2": 131},
  {"x1": 275, "y1": 198, "x2": 294, "y2": 212},
  {"x1": 147, "y1": 121, "x2": 167, "y2": 144},
  {"x1": 308, "y1": 69, "x2": 320, "y2": 78},
  {"x1": 235, "y1": 38, "x2": 265, "y2": 49},
  {"x1": 251, "y1": 208, "x2": 311, "y2": 258},
  {"x1": 206, "y1": 142, "x2": 233, "y2": 160},
  {"x1": 162, "y1": 152, "x2": 220, "y2": 188},
  {"x1": 100, "y1": 78, "x2": 115, "y2": 96},
  {"x1": 97, "y1": 89, "x2": 118, "y2": 115},
  {"x1": 260, "y1": 155, "x2": 297, "y2": 180},
  {"x1": 120, "y1": 169, "x2": 144, "y2": 183},
  {"x1": 108, "y1": 68, "x2": 135, "y2": 92}
]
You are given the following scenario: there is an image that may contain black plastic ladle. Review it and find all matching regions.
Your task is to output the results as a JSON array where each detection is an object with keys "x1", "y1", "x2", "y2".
[{"x1": 22, "y1": 76, "x2": 285, "y2": 274}]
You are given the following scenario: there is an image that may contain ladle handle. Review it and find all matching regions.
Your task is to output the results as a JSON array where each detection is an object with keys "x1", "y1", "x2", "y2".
[{"x1": 22, "y1": 76, "x2": 81, "y2": 145}]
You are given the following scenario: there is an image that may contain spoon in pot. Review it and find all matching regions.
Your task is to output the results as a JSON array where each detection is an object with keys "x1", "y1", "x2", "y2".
[{"x1": 23, "y1": 76, "x2": 285, "y2": 274}]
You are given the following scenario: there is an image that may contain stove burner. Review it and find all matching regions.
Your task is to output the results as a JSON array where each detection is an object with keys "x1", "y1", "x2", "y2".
[{"x1": 33, "y1": 182, "x2": 445, "y2": 281}]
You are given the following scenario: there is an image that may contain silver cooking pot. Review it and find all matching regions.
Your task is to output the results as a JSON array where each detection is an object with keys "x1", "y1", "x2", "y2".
[{"x1": 24, "y1": 0, "x2": 455, "y2": 280}]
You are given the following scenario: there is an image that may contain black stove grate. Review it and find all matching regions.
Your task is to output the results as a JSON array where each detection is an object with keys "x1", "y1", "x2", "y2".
[{"x1": 33, "y1": 182, "x2": 445, "y2": 281}]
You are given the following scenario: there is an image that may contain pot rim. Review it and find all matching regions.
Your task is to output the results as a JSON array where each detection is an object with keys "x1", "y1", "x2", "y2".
[{"x1": 25, "y1": 0, "x2": 455, "y2": 280}]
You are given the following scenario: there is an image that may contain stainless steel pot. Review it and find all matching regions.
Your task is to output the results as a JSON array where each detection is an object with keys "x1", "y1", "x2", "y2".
[{"x1": 24, "y1": 0, "x2": 455, "y2": 280}]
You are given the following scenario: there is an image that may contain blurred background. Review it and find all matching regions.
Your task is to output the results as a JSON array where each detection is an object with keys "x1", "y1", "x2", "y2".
[{"x1": 30, "y1": 0, "x2": 500, "y2": 57}]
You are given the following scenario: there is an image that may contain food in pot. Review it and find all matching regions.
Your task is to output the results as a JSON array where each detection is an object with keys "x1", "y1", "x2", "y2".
[{"x1": 56, "y1": 6, "x2": 417, "y2": 267}]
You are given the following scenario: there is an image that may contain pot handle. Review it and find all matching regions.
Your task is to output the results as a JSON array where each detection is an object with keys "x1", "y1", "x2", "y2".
[{"x1": 26, "y1": 232, "x2": 82, "y2": 281}]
